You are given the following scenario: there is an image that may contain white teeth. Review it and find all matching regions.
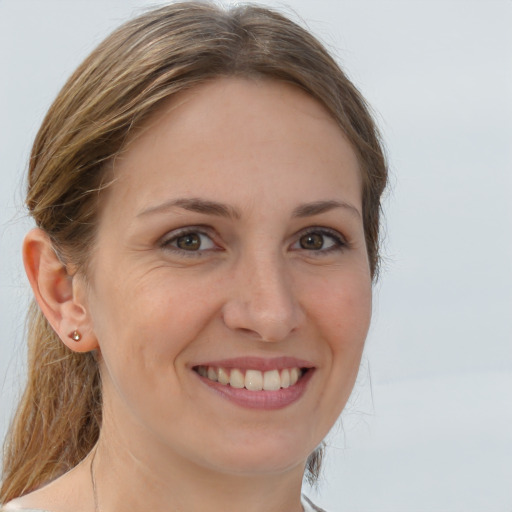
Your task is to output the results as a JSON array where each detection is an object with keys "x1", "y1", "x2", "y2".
[
  {"x1": 280, "y1": 368, "x2": 290, "y2": 388},
  {"x1": 263, "y1": 369, "x2": 281, "y2": 391},
  {"x1": 230, "y1": 368, "x2": 245, "y2": 388},
  {"x1": 245, "y1": 370, "x2": 263, "y2": 391},
  {"x1": 290, "y1": 367, "x2": 300, "y2": 386},
  {"x1": 198, "y1": 365, "x2": 305, "y2": 391},
  {"x1": 218, "y1": 367, "x2": 230, "y2": 385}
]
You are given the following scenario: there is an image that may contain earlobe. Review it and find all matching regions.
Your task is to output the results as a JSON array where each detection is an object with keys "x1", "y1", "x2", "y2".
[{"x1": 23, "y1": 228, "x2": 98, "y2": 353}]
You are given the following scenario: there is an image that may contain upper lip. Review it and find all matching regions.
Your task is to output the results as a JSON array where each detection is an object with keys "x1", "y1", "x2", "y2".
[{"x1": 191, "y1": 356, "x2": 315, "y2": 372}]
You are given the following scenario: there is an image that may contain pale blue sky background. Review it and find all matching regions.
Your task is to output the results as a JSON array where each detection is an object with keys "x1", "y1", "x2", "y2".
[{"x1": 1, "y1": 1, "x2": 511, "y2": 510}]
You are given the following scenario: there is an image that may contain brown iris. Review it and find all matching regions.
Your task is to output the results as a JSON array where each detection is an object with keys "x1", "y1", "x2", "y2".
[
  {"x1": 299, "y1": 233, "x2": 324, "y2": 250},
  {"x1": 176, "y1": 233, "x2": 201, "y2": 250}
]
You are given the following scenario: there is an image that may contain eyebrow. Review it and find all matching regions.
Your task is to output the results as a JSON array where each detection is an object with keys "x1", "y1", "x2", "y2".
[
  {"x1": 137, "y1": 197, "x2": 360, "y2": 219},
  {"x1": 137, "y1": 198, "x2": 241, "y2": 219},
  {"x1": 292, "y1": 200, "x2": 361, "y2": 219}
]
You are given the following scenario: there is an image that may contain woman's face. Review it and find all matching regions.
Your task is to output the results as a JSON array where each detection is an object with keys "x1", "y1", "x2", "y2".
[{"x1": 83, "y1": 78, "x2": 372, "y2": 476}]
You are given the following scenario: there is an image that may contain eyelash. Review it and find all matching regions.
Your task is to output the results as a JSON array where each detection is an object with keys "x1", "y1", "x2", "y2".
[
  {"x1": 159, "y1": 226, "x2": 348, "y2": 257},
  {"x1": 160, "y1": 226, "x2": 219, "y2": 257},
  {"x1": 291, "y1": 227, "x2": 348, "y2": 255}
]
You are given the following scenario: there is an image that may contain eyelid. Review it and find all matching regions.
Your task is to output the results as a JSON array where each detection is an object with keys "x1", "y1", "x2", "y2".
[
  {"x1": 290, "y1": 226, "x2": 348, "y2": 252},
  {"x1": 159, "y1": 225, "x2": 220, "y2": 254},
  {"x1": 158, "y1": 224, "x2": 348, "y2": 256}
]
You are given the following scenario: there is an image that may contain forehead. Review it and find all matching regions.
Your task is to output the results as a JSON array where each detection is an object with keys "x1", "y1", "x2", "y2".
[{"x1": 106, "y1": 77, "x2": 362, "y2": 216}]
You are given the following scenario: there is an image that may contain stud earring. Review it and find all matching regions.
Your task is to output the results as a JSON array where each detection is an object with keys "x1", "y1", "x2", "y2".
[{"x1": 68, "y1": 330, "x2": 82, "y2": 342}]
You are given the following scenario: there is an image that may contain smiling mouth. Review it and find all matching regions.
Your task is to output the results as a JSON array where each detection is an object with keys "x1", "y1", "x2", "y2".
[{"x1": 193, "y1": 366, "x2": 308, "y2": 391}]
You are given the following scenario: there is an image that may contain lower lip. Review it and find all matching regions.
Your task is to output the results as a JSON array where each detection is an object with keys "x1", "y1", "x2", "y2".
[{"x1": 196, "y1": 369, "x2": 314, "y2": 410}]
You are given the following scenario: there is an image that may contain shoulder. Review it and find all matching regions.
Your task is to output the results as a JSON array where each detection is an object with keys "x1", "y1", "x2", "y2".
[
  {"x1": 1, "y1": 502, "x2": 52, "y2": 512},
  {"x1": 301, "y1": 494, "x2": 328, "y2": 512},
  {"x1": 1, "y1": 458, "x2": 92, "y2": 512},
  {"x1": 1, "y1": 488, "x2": 68, "y2": 512},
  {"x1": 4, "y1": 494, "x2": 325, "y2": 512}
]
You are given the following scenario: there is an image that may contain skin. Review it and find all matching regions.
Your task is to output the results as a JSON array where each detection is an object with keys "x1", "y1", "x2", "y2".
[{"x1": 16, "y1": 78, "x2": 372, "y2": 512}]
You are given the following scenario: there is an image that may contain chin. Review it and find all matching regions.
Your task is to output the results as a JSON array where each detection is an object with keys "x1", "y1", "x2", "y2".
[{"x1": 196, "y1": 430, "x2": 315, "y2": 477}]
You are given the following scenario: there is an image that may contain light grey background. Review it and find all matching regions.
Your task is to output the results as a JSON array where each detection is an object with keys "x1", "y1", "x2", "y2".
[{"x1": 1, "y1": 1, "x2": 511, "y2": 510}]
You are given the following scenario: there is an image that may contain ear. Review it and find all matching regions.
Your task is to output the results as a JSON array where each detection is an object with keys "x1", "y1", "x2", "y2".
[{"x1": 23, "y1": 228, "x2": 98, "y2": 353}]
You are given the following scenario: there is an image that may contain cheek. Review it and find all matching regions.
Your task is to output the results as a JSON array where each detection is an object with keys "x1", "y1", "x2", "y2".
[
  {"x1": 89, "y1": 271, "x2": 216, "y2": 387},
  {"x1": 91, "y1": 275, "x2": 214, "y2": 425},
  {"x1": 307, "y1": 270, "x2": 372, "y2": 350},
  {"x1": 95, "y1": 268, "x2": 200, "y2": 333},
  {"x1": 306, "y1": 269, "x2": 371, "y2": 396},
  {"x1": 301, "y1": 271, "x2": 372, "y2": 434}
]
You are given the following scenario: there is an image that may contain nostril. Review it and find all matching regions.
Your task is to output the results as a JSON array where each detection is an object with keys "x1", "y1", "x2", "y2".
[
  {"x1": 239, "y1": 327, "x2": 259, "y2": 336},
  {"x1": 221, "y1": 286, "x2": 303, "y2": 342}
]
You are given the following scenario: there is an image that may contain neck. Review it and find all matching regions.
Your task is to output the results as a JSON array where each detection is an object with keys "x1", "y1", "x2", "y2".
[{"x1": 93, "y1": 422, "x2": 306, "y2": 512}]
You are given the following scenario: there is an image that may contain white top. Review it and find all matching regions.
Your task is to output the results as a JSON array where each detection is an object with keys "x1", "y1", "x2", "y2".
[{"x1": 302, "y1": 494, "x2": 327, "y2": 511}]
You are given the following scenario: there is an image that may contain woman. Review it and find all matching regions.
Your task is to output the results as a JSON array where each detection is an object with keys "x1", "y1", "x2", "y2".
[{"x1": 1, "y1": 2, "x2": 387, "y2": 511}]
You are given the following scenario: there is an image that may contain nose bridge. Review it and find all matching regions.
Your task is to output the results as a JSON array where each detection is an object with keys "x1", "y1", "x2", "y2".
[{"x1": 223, "y1": 244, "x2": 302, "y2": 342}]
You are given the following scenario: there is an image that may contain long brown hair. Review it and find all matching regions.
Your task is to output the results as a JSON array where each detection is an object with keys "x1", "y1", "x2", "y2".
[{"x1": 1, "y1": 1, "x2": 387, "y2": 502}]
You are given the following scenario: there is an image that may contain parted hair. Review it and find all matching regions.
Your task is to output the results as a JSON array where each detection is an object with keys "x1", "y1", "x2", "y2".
[{"x1": 1, "y1": 1, "x2": 387, "y2": 503}]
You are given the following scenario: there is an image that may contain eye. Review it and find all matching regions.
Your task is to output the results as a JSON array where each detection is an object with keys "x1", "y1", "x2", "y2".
[
  {"x1": 291, "y1": 228, "x2": 346, "y2": 253},
  {"x1": 161, "y1": 228, "x2": 217, "y2": 253}
]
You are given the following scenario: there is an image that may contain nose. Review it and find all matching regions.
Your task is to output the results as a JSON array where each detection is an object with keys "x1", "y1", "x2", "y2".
[{"x1": 221, "y1": 251, "x2": 304, "y2": 342}]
